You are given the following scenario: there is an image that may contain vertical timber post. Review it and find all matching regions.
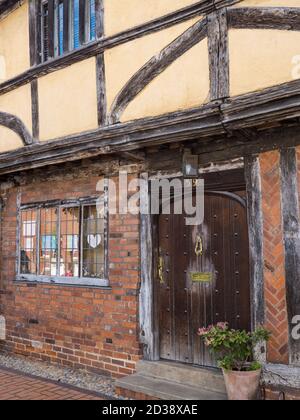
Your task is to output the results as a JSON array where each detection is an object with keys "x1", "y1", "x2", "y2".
[{"x1": 207, "y1": 8, "x2": 229, "y2": 101}]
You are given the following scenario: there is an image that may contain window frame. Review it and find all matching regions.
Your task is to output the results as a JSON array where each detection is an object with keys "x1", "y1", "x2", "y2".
[
  {"x1": 38, "y1": 0, "x2": 98, "y2": 64},
  {"x1": 16, "y1": 196, "x2": 109, "y2": 287}
]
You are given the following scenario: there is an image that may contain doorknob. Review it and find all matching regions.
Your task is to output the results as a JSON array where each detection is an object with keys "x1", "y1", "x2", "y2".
[{"x1": 195, "y1": 235, "x2": 203, "y2": 257}]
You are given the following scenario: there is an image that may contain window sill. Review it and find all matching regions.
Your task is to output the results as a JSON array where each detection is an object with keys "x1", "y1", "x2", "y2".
[{"x1": 16, "y1": 274, "x2": 109, "y2": 288}]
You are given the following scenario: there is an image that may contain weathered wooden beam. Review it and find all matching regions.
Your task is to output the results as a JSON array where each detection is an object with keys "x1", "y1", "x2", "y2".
[
  {"x1": 0, "y1": 111, "x2": 34, "y2": 145},
  {"x1": 139, "y1": 174, "x2": 158, "y2": 360},
  {"x1": 48, "y1": 0, "x2": 55, "y2": 59},
  {"x1": 28, "y1": 0, "x2": 40, "y2": 141},
  {"x1": 95, "y1": 0, "x2": 104, "y2": 39},
  {"x1": 280, "y1": 147, "x2": 300, "y2": 366},
  {"x1": 95, "y1": 0, "x2": 106, "y2": 126},
  {"x1": 194, "y1": 124, "x2": 300, "y2": 164},
  {"x1": 228, "y1": 7, "x2": 300, "y2": 31},
  {"x1": 79, "y1": 0, "x2": 85, "y2": 45},
  {"x1": 0, "y1": 104, "x2": 222, "y2": 174},
  {"x1": 63, "y1": 0, "x2": 70, "y2": 53},
  {"x1": 29, "y1": 0, "x2": 39, "y2": 66},
  {"x1": 263, "y1": 363, "x2": 300, "y2": 389},
  {"x1": 31, "y1": 80, "x2": 39, "y2": 141},
  {"x1": 244, "y1": 156, "x2": 265, "y2": 328},
  {"x1": 0, "y1": 0, "x2": 22, "y2": 19},
  {"x1": 207, "y1": 9, "x2": 229, "y2": 101},
  {"x1": 109, "y1": 18, "x2": 208, "y2": 124},
  {"x1": 0, "y1": 0, "x2": 241, "y2": 96},
  {"x1": 2, "y1": 76, "x2": 300, "y2": 174},
  {"x1": 222, "y1": 78, "x2": 300, "y2": 131},
  {"x1": 120, "y1": 151, "x2": 146, "y2": 162},
  {"x1": 96, "y1": 54, "x2": 107, "y2": 127}
]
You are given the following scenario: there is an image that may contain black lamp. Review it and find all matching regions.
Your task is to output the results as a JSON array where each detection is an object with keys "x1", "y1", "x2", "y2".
[{"x1": 183, "y1": 151, "x2": 199, "y2": 178}]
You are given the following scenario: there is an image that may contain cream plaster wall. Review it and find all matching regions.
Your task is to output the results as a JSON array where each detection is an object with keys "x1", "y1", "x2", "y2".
[
  {"x1": 0, "y1": 127, "x2": 24, "y2": 152},
  {"x1": 105, "y1": 18, "x2": 201, "y2": 114},
  {"x1": 0, "y1": 84, "x2": 32, "y2": 152},
  {"x1": 229, "y1": 29, "x2": 300, "y2": 96},
  {"x1": 38, "y1": 58, "x2": 98, "y2": 141},
  {"x1": 0, "y1": 1, "x2": 30, "y2": 82},
  {"x1": 121, "y1": 40, "x2": 209, "y2": 122},
  {"x1": 104, "y1": 0, "x2": 200, "y2": 36}
]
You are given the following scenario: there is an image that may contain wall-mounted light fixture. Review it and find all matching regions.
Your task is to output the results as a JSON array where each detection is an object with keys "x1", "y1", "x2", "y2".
[{"x1": 183, "y1": 150, "x2": 199, "y2": 178}]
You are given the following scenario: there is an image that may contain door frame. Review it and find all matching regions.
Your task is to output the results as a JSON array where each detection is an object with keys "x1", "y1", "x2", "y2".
[{"x1": 139, "y1": 164, "x2": 265, "y2": 362}]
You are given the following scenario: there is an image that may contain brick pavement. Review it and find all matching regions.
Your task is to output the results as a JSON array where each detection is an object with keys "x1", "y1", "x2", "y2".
[{"x1": 0, "y1": 367, "x2": 107, "y2": 400}]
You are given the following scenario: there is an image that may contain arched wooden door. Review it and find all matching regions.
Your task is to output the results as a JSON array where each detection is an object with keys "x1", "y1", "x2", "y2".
[{"x1": 157, "y1": 185, "x2": 251, "y2": 367}]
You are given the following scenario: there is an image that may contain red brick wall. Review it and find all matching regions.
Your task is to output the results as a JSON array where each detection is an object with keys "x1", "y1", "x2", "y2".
[
  {"x1": 0, "y1": 170, "x2": 142, "y2": 378},
  {"x1": 0, "y1": 149, "x2": 299, "y2": 382},
  {"x1": 259, "y1": 151, "x2": 289, "y2": 364},
  {"x1": 263, "y1": 386, "x2": 300, "y2": 401}
]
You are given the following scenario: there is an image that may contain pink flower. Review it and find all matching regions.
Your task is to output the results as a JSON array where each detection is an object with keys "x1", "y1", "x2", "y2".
[
  {"x1": 198, "y1": 327, "x2": 208, "y2": 336},
  {"x1": 216, "y1": 322, "x2": 229, "y2": 330}
]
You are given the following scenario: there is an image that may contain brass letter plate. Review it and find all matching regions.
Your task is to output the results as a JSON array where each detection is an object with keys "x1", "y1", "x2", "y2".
[{"x1": 190, "y1": 272, "x2": 213, "y2": 283}]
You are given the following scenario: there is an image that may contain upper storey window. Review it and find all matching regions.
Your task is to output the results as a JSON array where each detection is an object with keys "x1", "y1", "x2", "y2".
[{"x1": 40, "y1": 0, "x2": 96, "y2": 62}]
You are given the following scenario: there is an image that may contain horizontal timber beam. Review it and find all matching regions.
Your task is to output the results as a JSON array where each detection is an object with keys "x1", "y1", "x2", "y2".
[
  {"x1": 228, "y1": 7, "x2": 300, "y2": 31},
  {"x1": 1, "y1": 77, "x2": 300, "y2": 174},
  {"x1": 221, "y1": 77, "x2": 300, "y2": 130}
]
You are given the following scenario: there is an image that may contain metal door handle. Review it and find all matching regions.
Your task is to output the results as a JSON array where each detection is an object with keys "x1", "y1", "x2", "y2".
[
  {"x1": 158, "y1": 256, "x2": 164, "y2": 284},
  {"x1": 195, "y1": 235, "x2": 203, "y2": 257}
]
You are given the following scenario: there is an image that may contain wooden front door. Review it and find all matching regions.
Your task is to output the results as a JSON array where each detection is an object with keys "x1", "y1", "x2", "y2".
[{"x1": 157, "y1": 179, "x2": 251, "y2": 367}]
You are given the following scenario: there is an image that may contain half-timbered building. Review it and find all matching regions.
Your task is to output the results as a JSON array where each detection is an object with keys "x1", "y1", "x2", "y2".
[{"x1": 1, "y1": 0, "x2": 300, "y2": 400}]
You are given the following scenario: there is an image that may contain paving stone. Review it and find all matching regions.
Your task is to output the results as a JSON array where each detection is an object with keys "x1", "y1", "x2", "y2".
[{"x1": 0, "y1": 367, "x2": 107, "y2": 400}]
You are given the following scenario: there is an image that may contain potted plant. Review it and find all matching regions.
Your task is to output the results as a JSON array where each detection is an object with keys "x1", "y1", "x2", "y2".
[{"x1": 198, "y1": 323, "x2": 270, "y2": 400}]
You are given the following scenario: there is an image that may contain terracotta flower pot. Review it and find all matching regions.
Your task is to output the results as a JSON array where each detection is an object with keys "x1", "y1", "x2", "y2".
[{"x1": 222, "y1": 368, "x2": 262, "y2": 400}]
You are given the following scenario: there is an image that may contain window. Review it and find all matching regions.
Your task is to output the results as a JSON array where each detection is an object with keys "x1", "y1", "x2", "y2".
[
  {"x1": 40, "y1": 0, "x2": 97, "y2": 62},
  {"x1": 18, "y1": 199, "x2": 108, "y2": 287}
]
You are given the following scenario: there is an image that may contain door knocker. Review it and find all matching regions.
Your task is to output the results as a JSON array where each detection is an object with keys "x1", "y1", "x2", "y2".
[{"x1": 195, "y1": 235, "x2": 203, "y2": 257}]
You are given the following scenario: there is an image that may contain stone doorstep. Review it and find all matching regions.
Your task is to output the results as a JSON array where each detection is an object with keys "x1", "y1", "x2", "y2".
[
  {"x1": 115, "y1": 361, "x2": 227, "y2": 400},
  {"x1": 115, "y1": 374, "x2": 227, "y2": 401},
  {"x1": 136, "y1": 360, "x2": 226, "y2": 394}
]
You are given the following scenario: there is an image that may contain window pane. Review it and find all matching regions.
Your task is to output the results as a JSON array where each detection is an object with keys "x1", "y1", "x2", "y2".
[
  {"x1": 58, "y1": 1, "x2": 64, "y2": 56},
  {"x1": 82, "y1": 205, "x2": 105, "y2": 278},
  {"x1": 60, "y1": 207, "x2": 80, "y2": 277},
  {"x1": 41, "y1": 1, "x2": 49, "y2": 62},
  {"x1": 39, "y1": 208, "x2": 58, "y2": 276},
  {"x1": 73, "y1": 0, "x2": 80, "y2": 49},
  {"x1": 20, "y1": 210, "x2": 37, "y2": 274},
  {"x1": 90, "y1": 0, "x2": 96, "y2": 41}
]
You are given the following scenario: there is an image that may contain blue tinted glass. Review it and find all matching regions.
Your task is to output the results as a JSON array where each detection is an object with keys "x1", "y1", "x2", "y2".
[
  {"x1": 74, "y1": 0, "x2": 80, "y2": 49},
  {"x1": 58, "y1": 2, "x2": 64, "y2": 55},
  {"x1": 90, "y1": 0, "x2": 96, "y2": 40}
]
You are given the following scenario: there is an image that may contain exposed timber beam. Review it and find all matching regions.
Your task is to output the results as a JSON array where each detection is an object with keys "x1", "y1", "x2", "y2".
[
  {"x1": 0, "y1": 111, "x2": 34, "y2": 145},
  {"x1": 0, "y1": 1, "x2": 241, "y2": 96},
  {"x1": 1, "y1": 76, "x2": 300, "y2": 174},
  {"x1": 207, "y1": 9, "x2": 229, "y2": 101},
  {"x1": 228, "y1": 7, "x2": 300, "y2": 31},
  {"x1": 109, "y1": 18, "x2": 208, "y2": 124},
  {"x1": 280, "y1": 147, "x2": 300, "y2": 366}
]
